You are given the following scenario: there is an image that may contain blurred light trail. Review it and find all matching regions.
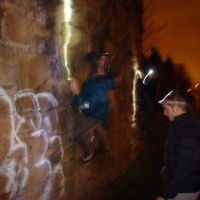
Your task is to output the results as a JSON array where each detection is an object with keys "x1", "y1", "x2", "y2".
[
  {"x1": 143, "y1": 69, "x2": 154, "y2": 84},
  {"x1": 62, "y1": 0, "x2": 73, "y2": 80},
  {"x1": 132, "y1": 58, "x2": 142, "y2": 127},
  {"x1": 158, "y1": 90, "x2": 174, "y2": 104}
]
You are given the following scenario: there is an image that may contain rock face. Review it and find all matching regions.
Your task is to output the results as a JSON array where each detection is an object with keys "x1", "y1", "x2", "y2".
[{"x1": 0, "y1": 0, "x2": 143, "y2": 199}]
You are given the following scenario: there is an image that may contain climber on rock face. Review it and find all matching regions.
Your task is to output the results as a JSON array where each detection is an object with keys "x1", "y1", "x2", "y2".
[{"x1": 70, "y1": 51, "x2": 120, "y2": 163}]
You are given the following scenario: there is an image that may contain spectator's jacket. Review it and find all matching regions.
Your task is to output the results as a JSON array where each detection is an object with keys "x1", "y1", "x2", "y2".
[
  {"x1": 73, "y1": 74, "x2": 116, "y2": 122},
  {"x1": 160, "y1": 113, "x2": 200, "y2": 199}
]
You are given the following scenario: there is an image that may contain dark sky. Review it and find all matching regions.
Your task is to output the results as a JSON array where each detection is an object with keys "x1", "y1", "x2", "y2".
[{"x1": 148, "y1": 0, "x2": 200, "y2": 83}]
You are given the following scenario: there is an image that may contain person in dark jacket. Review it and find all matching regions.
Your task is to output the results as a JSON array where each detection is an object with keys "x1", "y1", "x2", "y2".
[
  {"x1": 70, "y1": 52, "x2": 118, "y2": 162},
  {"x1": 156, "y1": 90, "x2": 200, "y2": 200}
]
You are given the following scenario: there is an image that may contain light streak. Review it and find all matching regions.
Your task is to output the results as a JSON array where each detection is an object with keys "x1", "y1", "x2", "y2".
[
  {"x1": 195, "y1": 83, "x2": 200, "y2": 88},
  {"x1": 62, "y1": 0, "x2": 73, "y2": 80},
  {"x1": 143, "y1": 69, "x2": 154, "y2": 84},
  {"x1": 158, "y1": 90, "x2": 174, "y2": 104},
  {"x1": 132, "y1": 58, "x2": 142, "y2": 127}
]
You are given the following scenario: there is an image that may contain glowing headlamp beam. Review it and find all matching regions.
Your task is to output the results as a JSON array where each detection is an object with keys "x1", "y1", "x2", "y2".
[
  {"x1": 62, "y1": 0, "x2": 73, "y2": 80},
  {"x1": 143, "y1": 69, "x2": 154, "y2": 84}
]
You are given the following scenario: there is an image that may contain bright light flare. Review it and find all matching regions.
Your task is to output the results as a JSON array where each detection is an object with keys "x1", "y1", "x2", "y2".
[
  {"x1": 148, "y1": 69, "x2": 154, "y2": 74},
  {"x1": 143, "y1": 69, "x2": 154, "y2": 84},
  {"x1": 62, "y1": 0, "x2": 73, "y2": 80},
  {"x1": 63, "y1": 0, "x2": 72, "y2": 22},
  {"x1": 195, "y1": 83, "x2": 200, "y2": 88}
]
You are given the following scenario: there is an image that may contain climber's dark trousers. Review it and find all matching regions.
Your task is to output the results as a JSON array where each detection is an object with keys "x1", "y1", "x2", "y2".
[{"x1": 73, "y1": 117, "x2": 109, "y2": 155}]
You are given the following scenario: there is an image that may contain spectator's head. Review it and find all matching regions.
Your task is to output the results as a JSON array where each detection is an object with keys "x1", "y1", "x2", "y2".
[{"x1": 158, "y1": 90, "x2": 195, "y2": 121}]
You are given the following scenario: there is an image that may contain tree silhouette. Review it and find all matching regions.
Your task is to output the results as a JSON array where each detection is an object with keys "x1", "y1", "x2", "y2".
[
  {"x1": 143, "y1": 49, "x2": 192, "y2": 100},
  {"x1": 173, "y1": 63, "x2": 191, "y2": 90}
]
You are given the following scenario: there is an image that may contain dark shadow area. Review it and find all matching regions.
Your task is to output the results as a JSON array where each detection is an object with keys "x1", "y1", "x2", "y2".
[{"x1": 103, "y1": 108, "x2": 168, "y2": 200}]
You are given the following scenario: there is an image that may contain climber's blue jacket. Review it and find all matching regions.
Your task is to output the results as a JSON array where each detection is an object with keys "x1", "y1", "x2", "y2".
[{"x1": 73, "y1": 74, "x2": 116, "y2": 122}]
